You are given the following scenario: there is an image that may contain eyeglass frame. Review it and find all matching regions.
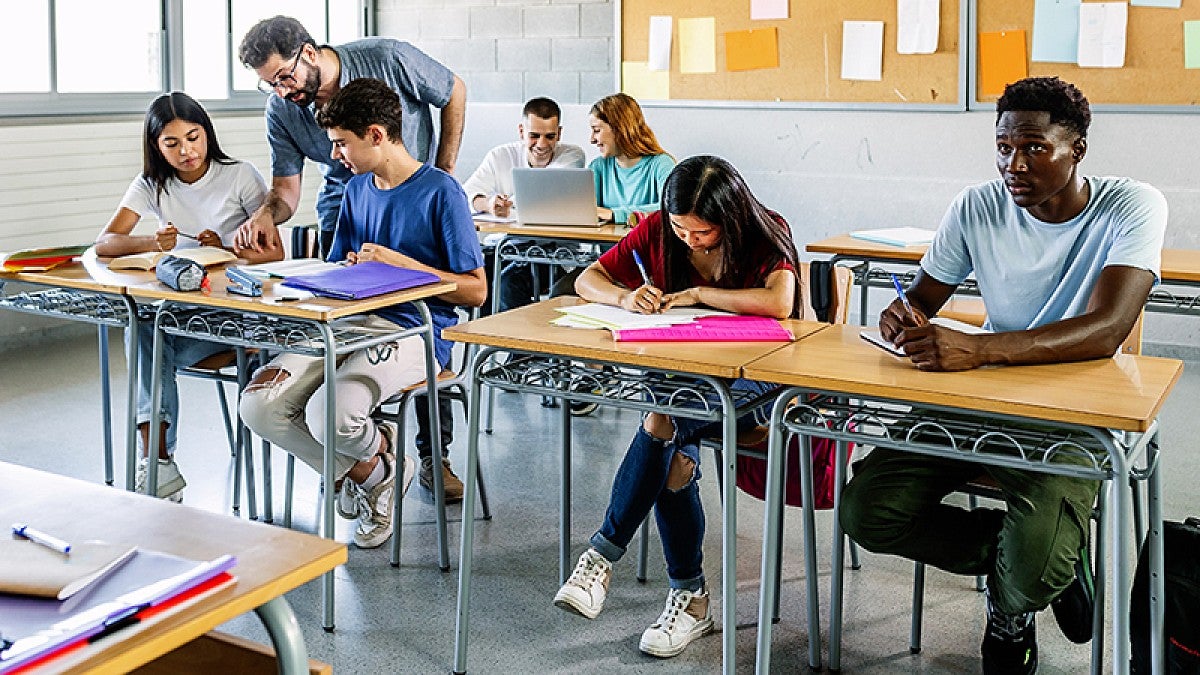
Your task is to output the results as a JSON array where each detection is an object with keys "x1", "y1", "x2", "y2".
[{"x1": 257, "y1": 47, "x2": 305, "y2": 95}]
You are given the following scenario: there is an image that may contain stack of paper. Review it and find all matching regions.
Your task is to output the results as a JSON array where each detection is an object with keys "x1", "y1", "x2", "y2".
[
  {"x1": 1, "y1": 245, "x2": 91, "y2": 272},
  {"x1": 849, "y1": 227, "x2": 937, "y2": 247},
  {"x1": 552, "y1": 303, "x2": 728, "y2": 330},
  {"x1": 238, "y1": 258, "x2": 344, "y2": 279}
]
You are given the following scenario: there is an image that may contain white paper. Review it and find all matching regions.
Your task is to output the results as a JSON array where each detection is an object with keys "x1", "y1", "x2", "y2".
[
  {"x1": 751, "y1": 0, "x2": 789, "y2": 21},
  {"x1": 648, "y1": 16, "x2": 673, "y2": 72},
  {"x1": 1131, "y1": 0, "x2": 1181, "y2": 7},
  {"x1": 842, "y1": 21, "x2": 885, "y2": 81},
  {"x1": 1077, "y1": 2, "x2": 1127, "y2": 68},
  {"x1": 897, "y1": 0, "x2": 939, "y2": 55},
  {"x1": 555, "y1": 303, "x2": 728, "y2": 330}
]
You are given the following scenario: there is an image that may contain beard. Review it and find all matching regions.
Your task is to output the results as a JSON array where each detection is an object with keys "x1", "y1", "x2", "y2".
[{"x1": 286, "y1": 66, "x2": 321, "y2": 108}]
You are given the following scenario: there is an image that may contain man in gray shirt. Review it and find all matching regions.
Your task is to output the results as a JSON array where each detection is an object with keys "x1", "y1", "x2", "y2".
[{"x1": 236, "y1": 15, "x2": 469, "y2": 502}]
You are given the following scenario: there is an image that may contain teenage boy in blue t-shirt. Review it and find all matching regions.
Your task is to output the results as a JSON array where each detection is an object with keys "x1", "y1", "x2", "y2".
[
  {"x1": 841, "y1": 77, "x2": 1166, "y2": 675},
  {"x1": 239, "y1": 77, "x2": 485, "y2": 550}
]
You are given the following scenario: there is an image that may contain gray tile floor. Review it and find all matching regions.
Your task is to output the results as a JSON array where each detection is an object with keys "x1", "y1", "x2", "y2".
[{"x1": 1, "y1": 329, "x2": 1195, "y2": 673}]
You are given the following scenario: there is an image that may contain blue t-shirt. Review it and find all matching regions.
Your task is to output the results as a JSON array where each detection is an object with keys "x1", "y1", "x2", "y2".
[
  {"x1": 588, "y1": 153, "x2": 675, "y2": 225},
  {"x1": 921, "y1": 176, "x2": 1167, "y2": 332},
  {"x1": 328, "y1": 164, "x2": 483, "y2": 367},
  {"x1": 265, "y1": 38, "x2": 455, "y2": 233}
]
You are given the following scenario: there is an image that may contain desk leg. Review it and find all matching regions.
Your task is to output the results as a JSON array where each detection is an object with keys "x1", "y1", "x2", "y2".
[
  {"x1": 146, "y1": 311, "x2": 166, "y2": 496},
  {"x1": 453, "y1": 356, "x2": 486, "y2": 674},
  {"x1": 828, "y1": 438, "x2": 850, "y2": 671},
  {"x1": 718, "y1": 387, "x2": 737, "y2": 675},
  {"x1": 1147, "y1": 431, "x2": 1165, "y2": 675},
  {"x1": 98, "y1": 326, "x2": 114, "y2": 485},
  {"x1": 418, "y1": 303, "x2": 450, "y2": 572},
  {"x1": 254, "y1": 596, "x2": 309, "y2": 675},
  {"x1": 124, "y1": 307, "x2": 140, "y2": 491},
  {"x1": 320, "y1": 323, "x2": 337, "y2": 632},
  {"x1": 1109, "y1": 443, "x2": 1135, "y2": 674},
  {"x1": 560, "y1": 395, "x2": 572, "y2": 584},
  {"x1": 484, "y1": 236, "x2": 507, "y2": 435}
]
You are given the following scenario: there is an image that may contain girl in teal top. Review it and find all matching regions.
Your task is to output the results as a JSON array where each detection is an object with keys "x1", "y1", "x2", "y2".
[{"x1": 587, "y1": 93, "x2": 675, "y2": 225}]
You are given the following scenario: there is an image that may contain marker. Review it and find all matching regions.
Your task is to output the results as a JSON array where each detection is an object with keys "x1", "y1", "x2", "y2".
[
  {"x1": 890, "y1": 273, "x2": 917, "y2": 323},
  {"x1": 632, "y1": 250, "x2": 653, "y2": 288},
  {"x1": 12, "y1": 523, "x2": 71, "y2": 555}
]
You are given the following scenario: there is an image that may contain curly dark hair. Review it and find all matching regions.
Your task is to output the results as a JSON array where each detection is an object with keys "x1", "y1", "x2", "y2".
[
  {"x1": 315, "y1": 78, "x2": 404, "y2": 142},
  {"x1": 238, "y1": 15, "x2": 315, "y2": 69},
  {"x1": 996, "y1": 77, "x2": 1091, "y2": 138}
]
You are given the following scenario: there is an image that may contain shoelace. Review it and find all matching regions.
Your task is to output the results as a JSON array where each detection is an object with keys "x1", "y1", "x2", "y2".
[
  {"x1": 567, "y1": 554, "x2": 607, "y2": 589},
  {"x1": 653, "y1": 590, "x2": 694, "y2": 629},
  {"x1": 986, "y1": 608, "x2": 1033, "y2": 641}
]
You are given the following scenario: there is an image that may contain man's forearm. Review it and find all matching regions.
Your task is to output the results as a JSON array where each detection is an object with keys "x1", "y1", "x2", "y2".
[
  {"x1": 261, "y1": 191, "x2": 295, "y2": 225},
  {"x1": 435, "y1": 77, "x2": 466, "y2": 173}
]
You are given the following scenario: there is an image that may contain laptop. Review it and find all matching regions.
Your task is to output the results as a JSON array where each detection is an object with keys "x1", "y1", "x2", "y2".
[{"x1": 510, "y1": 167, "x2": 603, "y2": 227}]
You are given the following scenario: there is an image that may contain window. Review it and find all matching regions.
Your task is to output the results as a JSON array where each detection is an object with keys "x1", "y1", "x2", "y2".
[{"x1": 0, "y1": 0, "x2": 369, "y2": 116}]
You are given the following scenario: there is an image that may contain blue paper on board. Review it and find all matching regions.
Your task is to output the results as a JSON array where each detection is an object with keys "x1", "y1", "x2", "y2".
[
  {"x1": 1032, "y1": 0, "x2": 1082, "y2": 63},
  {"x1": 1131, "y1": 0, "x2": 1181, "y2": 8}
]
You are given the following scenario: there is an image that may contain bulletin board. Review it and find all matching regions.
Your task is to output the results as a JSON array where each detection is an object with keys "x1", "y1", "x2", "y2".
[
  {"x1": 976, "y1": 1, "x2": 1200, "y2": 108},
  {"x1": 617, "y1": 0, "x2": 967, "y2": 109}
]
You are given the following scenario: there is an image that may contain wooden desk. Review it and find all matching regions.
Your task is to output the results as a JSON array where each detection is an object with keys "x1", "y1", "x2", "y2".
[
  {"x1": 742, "y1": 325, "x2": 1183, "y2": 673},
  {"x1": 475, "y1": 220, "x2": 630, "y2": 244},
  {"x1": 128, "y1": 270, "x2": 455, "y2": 631},
  {"x1": 1, "y1": 461, "x2": 345, "y2": 675},
  {"x1": 0, "y1": 249, "x2": 151, "y2": 489},
  {"x1": 444, "y1": 296, "x2": 827, "y2": 675}
]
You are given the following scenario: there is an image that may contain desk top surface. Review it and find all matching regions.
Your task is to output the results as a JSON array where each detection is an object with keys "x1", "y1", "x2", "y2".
[
  {"x1": 742, "y1": 323, "x2": 1183, "y2": 432},
  {"x1": 0, "y1": 249, "x2": 149, "y2": 293},
  {"x1": 1, "y1": 461, "x2": 345, "y2": 675},
  {"x1": 475, "y1": 219, "x2": 630, "y2": 243},
  {"x1": 444, "y1": 296, "x2": 828, "y2": 379}
]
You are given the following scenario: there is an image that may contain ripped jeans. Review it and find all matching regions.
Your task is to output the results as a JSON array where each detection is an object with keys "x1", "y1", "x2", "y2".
[
  {"x1": 239, "y1": 315, "x2": 431, "y2": 480},
  {"x1": 589, "y1": 378, "x2": 774, "y2": 591}
]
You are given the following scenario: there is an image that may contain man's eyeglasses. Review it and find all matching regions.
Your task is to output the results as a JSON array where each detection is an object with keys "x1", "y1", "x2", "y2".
[{"x1": 257, "y1": 49, "x2": 304, "y2": 95}]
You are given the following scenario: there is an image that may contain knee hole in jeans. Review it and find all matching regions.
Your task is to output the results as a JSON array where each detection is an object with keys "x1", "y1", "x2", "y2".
[
  {"x1": 643, "y1": 412, "x2": 675, "y2": 441},
  {"x1": 665, "y1": 453, "x2": 696, "y2": 492},
  {"x1": 244, "y1": 367, "x2": 291, "y2": 394}
]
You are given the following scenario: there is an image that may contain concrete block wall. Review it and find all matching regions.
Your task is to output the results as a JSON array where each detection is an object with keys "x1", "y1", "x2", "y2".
[{"x1": 376, "y1": 0, "x2": 616, "y2": 106}]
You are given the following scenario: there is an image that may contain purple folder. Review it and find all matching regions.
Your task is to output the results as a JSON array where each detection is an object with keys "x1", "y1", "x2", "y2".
[{"x1": 281, "y1": 261, "x2": 441, "y2": 300}]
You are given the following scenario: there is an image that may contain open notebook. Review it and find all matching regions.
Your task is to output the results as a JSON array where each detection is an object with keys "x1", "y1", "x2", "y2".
[
  {"x1": 107, "y1": 246, "x2": 236, "y2": 271},
  {"x1": 861, "y1": 317, "x2": 989, "y2": 357}
]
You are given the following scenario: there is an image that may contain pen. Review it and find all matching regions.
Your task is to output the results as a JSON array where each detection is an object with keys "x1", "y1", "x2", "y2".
[
  {"x1": 890, "y1": 273, "x2": 917, "y2": 323},
  {"x1": 632, "y1": 250, "x2": 653, "y2": 288},
  {"x1": 12, "y1": 523, "x2": 71, "y2": 555}
]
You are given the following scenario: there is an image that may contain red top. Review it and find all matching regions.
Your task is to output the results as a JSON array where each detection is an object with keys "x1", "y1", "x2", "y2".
[{"x1": 597, "y1": 210, "x2": 795, "y2": 293}]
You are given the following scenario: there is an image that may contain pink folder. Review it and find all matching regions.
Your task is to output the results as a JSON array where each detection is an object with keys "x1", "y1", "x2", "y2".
[{"x1": 612, "y1": 315, "x2": 795, "y2": 342}]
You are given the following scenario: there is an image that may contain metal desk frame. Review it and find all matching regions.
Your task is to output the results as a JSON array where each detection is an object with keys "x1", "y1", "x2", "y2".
[{"x1": 753, "y1": 389, "x2": 1164, "y2": 675}]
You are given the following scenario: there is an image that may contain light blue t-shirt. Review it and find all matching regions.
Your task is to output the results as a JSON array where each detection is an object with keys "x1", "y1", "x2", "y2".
[
  {"x1": 328, "y1": 164, "x2": 483, "y2": 367},
  {"x1": 265, "y1": 38, "x2": 455, "y2": 233},
  {"x1": 588, "y1": 153, "x2": 675, "y2": 225},
  {"x1": 921, "y1": 176, "x2": 1167, "y2": 333}
]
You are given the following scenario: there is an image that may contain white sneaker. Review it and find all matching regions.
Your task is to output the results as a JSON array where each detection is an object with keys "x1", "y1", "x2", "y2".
[
  {"x1": 135, "y1": 457, "x2": 186, "y2": 503},
  {"x1": 338, "y1": 421, "x2": 398, "y2": 519},
  {"x1": 554, "y1": 548, "x2": 612, "y2": 619},
  {"x1": 639, "y1": 587, "x2": 715, "y2": 658},
  {"x1": 351, "y1": 453, "x2": 413, "y2": 549}
]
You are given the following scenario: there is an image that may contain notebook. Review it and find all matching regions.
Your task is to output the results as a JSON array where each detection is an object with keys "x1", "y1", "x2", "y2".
[
  {"x1": 613, "y1": 315, "x2": 795, "y2": 342},
  {"x1": 861, "y1": 317, "x2": 990, "y2": 357},
  {"x1": 281, "y1": 261, "x2": 441, "y2": 300},
  {"x1": 849, "y1": 227, "x2": 937, "y2": 247},
  {"x1": 511, "y1": 168, "x2": 601, "y2": 227},
  {"x1": 108, "y1": 246, "x2": 237, "y2": 271},
  {"x1": 0, "y1": 538, "x2": 137, "y2": 600}
]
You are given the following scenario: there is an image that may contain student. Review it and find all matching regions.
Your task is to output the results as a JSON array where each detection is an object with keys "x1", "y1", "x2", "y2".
[
  {"x1": 95, "y1": 91, "x2": 281, "y2": 502},
  {"x1": 461, "y1": 96, "x2": 585, "y2": 313},
  {"x1": 235, "y1": 16, "x2": 467, "y2": 500},
  {"x1": 238, "y1": 78, "x2": 486, "y2": 549},
  {"x1": 587, "y1": 93, "x2": 674, "y2": 226},
  {"x1": 840, "y1": 77, "x2": 1167, "y2": 674},
  {"x1": 555, "y1": 155, "x2": 800, "y2": 658}
]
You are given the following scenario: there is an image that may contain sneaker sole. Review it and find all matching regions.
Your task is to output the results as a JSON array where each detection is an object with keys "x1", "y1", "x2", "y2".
[
  {"x1": 638, "y1": 618, "x2": 715, "y2": 658},
  {"x1": 553, "y1": 592, "x2": 603, "y2": 620}
]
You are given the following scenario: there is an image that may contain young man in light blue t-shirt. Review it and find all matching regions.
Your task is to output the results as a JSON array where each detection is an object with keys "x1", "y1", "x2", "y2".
[{"x1": 841, "y1": 77, "x2": 1167, "y2": 675}]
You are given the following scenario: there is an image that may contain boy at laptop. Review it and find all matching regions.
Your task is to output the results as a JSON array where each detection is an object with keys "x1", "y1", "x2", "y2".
[
  {"x1": 240, "y1": 78, "x2": 486, "y2": 549},
  {"x1": 462, "y1": 97, "x2": 585, "y2": 314}
]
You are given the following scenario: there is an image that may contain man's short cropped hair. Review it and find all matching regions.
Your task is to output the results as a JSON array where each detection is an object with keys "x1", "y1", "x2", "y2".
[
  {"x1": 522, "y1": 97, "x2": 562, "y2": 122},
  {"x1": 239, "y1": 16, "x2": 316, "y2": 69},
  {"x1": 996, "y1": 77, "x2": 1091, "y2": 139},
  {"x1": 316, "y1": 78, "x2": 404, "y2": 143}
]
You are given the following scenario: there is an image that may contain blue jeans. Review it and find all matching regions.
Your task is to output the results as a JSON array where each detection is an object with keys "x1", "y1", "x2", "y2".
[
  {"x1": 590, "y1": 378, "x2": 774, "y2": 590},
  {"x1": 133, "y1": 322, "x2": 228, "y2": 455}
]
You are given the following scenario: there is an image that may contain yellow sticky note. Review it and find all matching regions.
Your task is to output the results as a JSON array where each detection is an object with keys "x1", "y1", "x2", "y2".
[
  {"x1": 679, "y1": 17, "x2": 717, "y2": 74},
  {"x1": 979, "y1": 30, "x2": 1028, "y2": 97},
  {"x1": 725, "y1": 28, "x2": 779, "y2": 71},
  {"x1": 621, "y1": 61, "x2": 670, "y2": 101}
]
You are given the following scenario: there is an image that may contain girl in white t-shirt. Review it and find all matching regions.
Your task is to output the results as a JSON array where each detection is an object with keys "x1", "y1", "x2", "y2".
[{"x1": 96, "y1": 91, "x2": 282, "y2": 502}]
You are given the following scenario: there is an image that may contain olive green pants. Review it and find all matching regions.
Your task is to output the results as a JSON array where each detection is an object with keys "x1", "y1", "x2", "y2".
[{"x1": 840, "y1": 446, "x2": 1099, "y2": 616}]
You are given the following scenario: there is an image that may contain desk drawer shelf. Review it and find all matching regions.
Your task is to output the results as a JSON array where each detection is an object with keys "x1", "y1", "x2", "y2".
[
  {"x1": 0, "y1": 284, "x2": 130, "y2": 326},
  {"x1": 495, "y1": 240, "x2": 604, "y2": 267}
]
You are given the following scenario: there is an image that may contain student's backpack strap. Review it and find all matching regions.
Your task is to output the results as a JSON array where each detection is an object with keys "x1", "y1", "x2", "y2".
[
  {"x1": 809, "y1": 260, "x2": 834, "y2": 323},
  {"x1": 1131, "y1": 516, "x2": 1200, "y2": 673}
]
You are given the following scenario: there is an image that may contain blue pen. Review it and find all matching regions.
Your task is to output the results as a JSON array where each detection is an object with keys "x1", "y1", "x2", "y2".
[
  {"x1": 632, "y1": 250, "x2": 653, "y2": 287},
  {"x1": 12, "y1": 523, "x2": 71, "y2": 555},
  {"x1": 889, "y1": 273, "x2": 918, "y2": 323}
]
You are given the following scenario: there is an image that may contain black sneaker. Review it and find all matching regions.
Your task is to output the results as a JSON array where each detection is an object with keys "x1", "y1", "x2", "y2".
[
  {"x1": 1051, "y1": 546, "x2": 1095, "y2": 644},
  {"x1": 981, "y1": 602, "x2": 1037, "y2": 675}
]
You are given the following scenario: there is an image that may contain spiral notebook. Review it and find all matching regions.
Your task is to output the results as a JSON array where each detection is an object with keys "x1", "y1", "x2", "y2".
[{"x1": 281, "y1": 261, "x2": 441, "y2": 300}]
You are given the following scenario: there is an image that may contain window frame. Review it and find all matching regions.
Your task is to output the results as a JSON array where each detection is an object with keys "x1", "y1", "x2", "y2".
[{"x1": 0, "y1": 0, "x2": 373, "y2": 118}]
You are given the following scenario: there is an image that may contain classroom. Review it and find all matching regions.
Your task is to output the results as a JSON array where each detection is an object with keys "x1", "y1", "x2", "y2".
[{"x1": 1, "y1": 0, "x2": 1197, "y2": 673}]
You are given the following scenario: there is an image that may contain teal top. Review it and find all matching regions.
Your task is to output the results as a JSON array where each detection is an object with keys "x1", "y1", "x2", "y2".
[{"x1": 588, "y1": 153, "x2": 675, "y2": 225}]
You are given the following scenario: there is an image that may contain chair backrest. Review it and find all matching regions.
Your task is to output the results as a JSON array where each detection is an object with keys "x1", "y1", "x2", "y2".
[
  {"x1": 798, "y1": 261, "x2": 854, "y2": 325},
  {"x1": 1120, "y1": 310, "x2": 1144, "y2": 355}
]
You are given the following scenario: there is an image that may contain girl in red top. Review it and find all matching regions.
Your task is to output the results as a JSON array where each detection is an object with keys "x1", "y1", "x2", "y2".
[{"x1": 554, "y1": 155, "x2": 801, "y2": 658}]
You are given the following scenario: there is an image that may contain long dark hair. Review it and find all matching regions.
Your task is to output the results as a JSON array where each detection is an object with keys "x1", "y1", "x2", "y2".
[
  {"x1": 659, "y1": 155, "x2": 802, "y2": 317},
  {"x1": 142, "y1": 92, "x2": 233, "y2": 203}
]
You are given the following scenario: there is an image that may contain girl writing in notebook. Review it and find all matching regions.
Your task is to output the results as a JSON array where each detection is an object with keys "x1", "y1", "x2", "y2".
[
  {"x1": 95, "y1": 92, "x2": 283, "y2": 502},
  {"x1": 555, "y1": 155, "x2": 801, "y2": 658}
]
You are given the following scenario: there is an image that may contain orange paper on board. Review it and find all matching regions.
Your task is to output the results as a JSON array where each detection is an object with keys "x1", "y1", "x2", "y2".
[
  {"x1": 979, "y1": 30, "x2": 1028, "y2": 96},
  {"x1": 725, "y1": 28, "x2": 779, "y2": 71}
]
